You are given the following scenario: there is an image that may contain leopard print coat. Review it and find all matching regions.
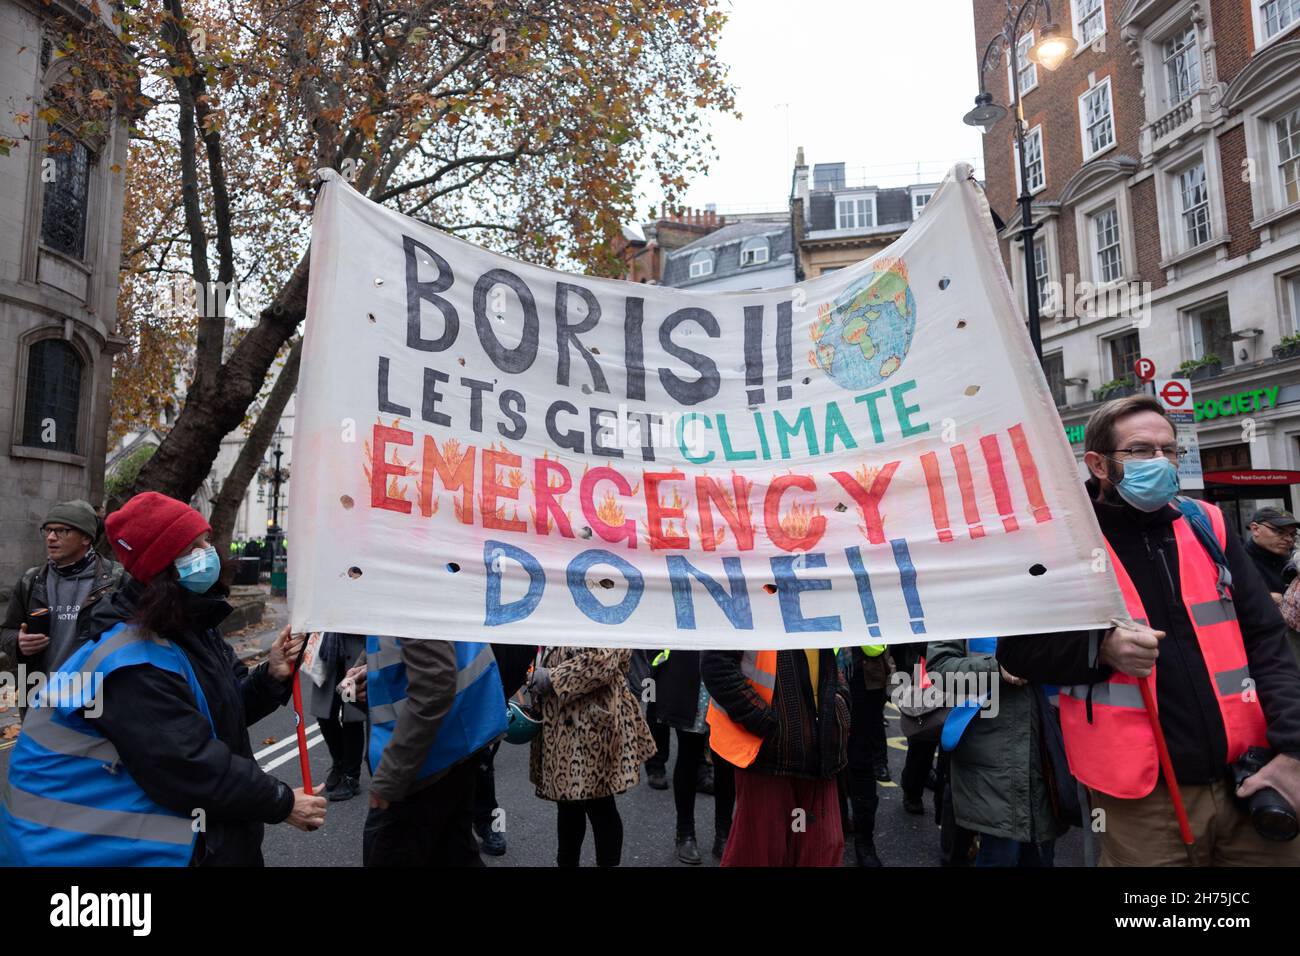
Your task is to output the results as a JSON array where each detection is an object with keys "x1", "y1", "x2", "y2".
[{"x1": 528, "y1": 646, "x2": 657, "y2": 802}]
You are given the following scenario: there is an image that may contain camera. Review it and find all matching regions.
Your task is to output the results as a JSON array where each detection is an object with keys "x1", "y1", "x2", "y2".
[{"x1": 1231, "y1": 747, "x2": 1299, "y2": 842}]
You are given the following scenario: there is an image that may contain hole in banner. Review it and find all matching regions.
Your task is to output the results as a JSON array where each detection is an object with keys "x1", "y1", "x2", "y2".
[
  {"x1": 964, "y1": 385, "x2": 981, "y2": 396},
  {"x1": 957, "y1": 320, "x2": 967, "y2": 329},
  {"x1": 762, "y1": 583, "x2": 777, "y2": 595},
  {"x1": 339, "y1": 495, "x2": 354, "y2": 509},
  {"x1": 347, "y1": 566, "x2": 363, "y2": 579},
  {"x1": 367, "y1": 313, "x2": 376, "y2": 324},
  {"x1": 447, "y1": 562, "x2": 461, "y2": 573},
  {"x1": 1028, "y1": 564, "x2": 1047, "y2": 576},
  {"x1": 938, "y1": 277, "x2": 951, "y2": 290}
]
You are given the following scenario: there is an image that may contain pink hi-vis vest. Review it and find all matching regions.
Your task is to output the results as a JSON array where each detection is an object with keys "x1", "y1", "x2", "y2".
[{"x1": 1058, "y1": 500, "x2": 1268, "y2": 799}]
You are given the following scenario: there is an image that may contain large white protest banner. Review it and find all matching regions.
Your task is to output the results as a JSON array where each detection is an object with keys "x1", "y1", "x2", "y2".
[{"x1": 288, "y1": 164, "x2": 1124, "y2": 648}]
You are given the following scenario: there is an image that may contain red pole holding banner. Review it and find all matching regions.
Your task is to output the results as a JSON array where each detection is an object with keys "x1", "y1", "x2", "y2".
[{"x1": 290, "y1": 634, "x2": 314, "y2": 796}]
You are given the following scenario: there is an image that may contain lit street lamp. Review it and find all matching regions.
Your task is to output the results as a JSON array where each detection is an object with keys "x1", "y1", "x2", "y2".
[{"x1": 964, "y1": 0, "x2": 1077, "y2": 364}]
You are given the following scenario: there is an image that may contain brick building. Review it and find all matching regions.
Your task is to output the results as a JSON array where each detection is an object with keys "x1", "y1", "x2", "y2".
[
  {"x1": 0, "y1": 0, "x2": 133, "y2": 594},
  {"x1": 973, "y1": 0, "x2": 1300, "y2": 530}
]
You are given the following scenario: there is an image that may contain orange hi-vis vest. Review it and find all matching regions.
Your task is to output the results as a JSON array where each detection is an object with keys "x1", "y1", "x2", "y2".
[
  {"x1": 1059, "y1": 500, "x2": 1268, "y2": 798},
  {"x1": 706, "y1": 650, "x2": 776, "y2": 768}
]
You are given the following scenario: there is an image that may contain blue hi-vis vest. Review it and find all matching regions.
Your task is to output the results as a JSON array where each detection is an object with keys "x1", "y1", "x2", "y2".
[
  {"x1": 0, "y1": 623, "x2": 214, "y2": 866},
  {"x1": 366, "y1": 636, "x2": 507, "y2": 782}
]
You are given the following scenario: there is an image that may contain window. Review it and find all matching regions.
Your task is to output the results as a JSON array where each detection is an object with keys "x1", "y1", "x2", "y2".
[
  {"x1": 21, "y1": 338, "x2": 83, "y2": 453},
  {"x1": 1278, "y1": 106, "x2": 1300, "y2": 207},
  {"x1": 1162, "y1": 25, "x2": 1201, "y2": 110},
  {"x1": 688, "y1": 251, "x2": 713, "y2": 278},
  {"x1": 1032, "y1": 238, "x2": 1051, "y2": 311},
  {"x1": 1015, "y1": 126, "x2": 1045, "y2": 194},
  {"x1": 1080, "y1": 79, "x2": 1116, "y2": 159},
  {"x1": 39, "y1": 139, "x2": 92, "y2": 259},
  {"x1": 1177, "y1": 161, "x2": 1212, "y2": 248},
  {"x1": 1043, "y1": 351, "x2": 1066, "y2": 406},
  {"x1": 1260, "y1": 0, "x2": 1300, "y2": 42},
  {"x1": 1073, "y1": 0, "x2": 1106, "y2": 45},
  {"x1": 836, "y1": 195, "x2": 875, "y2": 229},
  {"x1": 1287, "y1": 273, "x2": 1300, "y2": 332},
  {"x1": 1008, "y1": 32, "x2": 1038, "y2": 97},
  {"x1": 1189, "y1": 300, "x2": 1234, "y2": 365},
  {"x1": 1092, "y1": 204, "x2": 1124, "y2": 283},
  {"x1": 740, "y1": 237, "x2": 769, "y2": 267},
  {"x1": 912, "y1": 191, "x2": 933, "y2": 220},
  {"x1": 1109, "y1": 331, "x2": 1141, "y2": 380}
]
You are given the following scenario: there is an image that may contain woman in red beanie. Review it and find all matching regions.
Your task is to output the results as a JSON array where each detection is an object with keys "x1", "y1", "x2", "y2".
[{"x1": 2, "y1": 491, "x2": 326, "y2": 866}]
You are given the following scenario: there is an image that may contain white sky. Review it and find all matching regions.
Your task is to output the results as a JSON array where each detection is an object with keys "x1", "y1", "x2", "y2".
[{"x1": 641, "y1": 0, "x2": 988, "y2": 216}]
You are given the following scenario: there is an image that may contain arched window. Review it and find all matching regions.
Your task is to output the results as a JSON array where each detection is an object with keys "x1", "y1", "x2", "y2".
[
  {"x1": 37, "y1": 60, "x2": 103, "y2": 262},
  {"x1": 689, "y1": 251, "x2": 714, "y2": 278},
  {"x1": 740, "y1": 237, "x2": 770, "y2": 266},
  {"x1": 21, "y1": 338, "x2": 84, "y2": 454},
  {"x1": 39, "y1": 137, "x2": 93, "y2": 259}
]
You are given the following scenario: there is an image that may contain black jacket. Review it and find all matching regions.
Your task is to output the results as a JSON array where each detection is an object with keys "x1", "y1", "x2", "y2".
[
  {"x1": 701, "y1": 649, "x2": 848, "y2": 778},
  {"x1": 84, "y1": 582, "x2": 295, "y2": 866},
  {"x1": 998, "y1": 481, "x2": 1300, "y2": 785},
  {"x1": 1244, "y1": 538, "x2": 1288, "y2": 595},
  {"x1": 647, "y1": 649, "x2": 704, "y2": 730},
  {"x1": 0, "y1": 552, "x2": 124, "y2": 671}
]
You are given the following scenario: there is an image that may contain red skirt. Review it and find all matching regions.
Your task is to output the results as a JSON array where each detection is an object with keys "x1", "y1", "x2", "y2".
[{"x1": 722, "y1": 768, "x2": 844, "y2": 867}]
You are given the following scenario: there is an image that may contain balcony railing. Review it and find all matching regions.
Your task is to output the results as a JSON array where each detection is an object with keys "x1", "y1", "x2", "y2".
[{"x1": 1151, "y1": 98, "x2": 1194, "y2": 140}]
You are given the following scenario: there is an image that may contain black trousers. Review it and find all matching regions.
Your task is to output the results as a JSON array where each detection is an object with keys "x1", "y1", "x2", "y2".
[
  {"x1": 556, "y1": 796, "x2": 624, "y2": 866},
  {"x1": 316, "y1": 709, "x2": 364, "y2": 779},
  {"x1": 362, "y1": 758, "x2": 482, "y2": 867},
  {"x1": 646, "y1": 720, "x2": 671, "y2": 772},
  {"x1": 902, "y1": 737, "x2": 938, "y2": 802},
  {"x1": 472, "y1": 743, "x2": 500, "y2": 829},
  {"x1": 845, "y1": 663, "x2": 882, "y2": 837}
]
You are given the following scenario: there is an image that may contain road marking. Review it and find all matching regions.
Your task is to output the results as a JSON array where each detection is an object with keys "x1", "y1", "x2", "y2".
[
  {"x1": 254, "y1": 727, "x2": 322, "y2": 760},
  {"x1": 260, "y1": 728, "x2": 324, "y2": 773}
]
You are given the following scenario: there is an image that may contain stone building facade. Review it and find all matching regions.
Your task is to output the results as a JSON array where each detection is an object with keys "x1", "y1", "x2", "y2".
[{"x1": 0, "y1": 0, "x2": 131, "y2": 593}]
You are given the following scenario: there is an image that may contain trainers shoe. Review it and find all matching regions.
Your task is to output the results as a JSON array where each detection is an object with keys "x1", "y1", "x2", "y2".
[
  {"x1": 324, "y1": 765, "x2": 343, "y2": 792},
  {"x1": 646, "y1": 767, "x2": 668, "y2": 790},
  {"x1": 475, "y1": 821, "x2": 507, "y2": 856},
  {"x1": 676, "y1": 833, "x2": 702, "y2": 865},
  {"x1": 712, "y1": 829, "x2": 729, "y2": 860},
  {"x1": 328, "y1": 775, "x2": 360, "y2": 802},
  {"x1": 874, "y1": 761, "x2": 891, "y2": 783}
]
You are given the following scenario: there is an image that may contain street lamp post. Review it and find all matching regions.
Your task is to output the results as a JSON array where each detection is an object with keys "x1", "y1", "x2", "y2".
[
  {"x1": 964, "y1": 0, "x2": 1077, "y2": 365},
  {"x1": 265, "y1": 427, "x2": 289, "y2": 561}
]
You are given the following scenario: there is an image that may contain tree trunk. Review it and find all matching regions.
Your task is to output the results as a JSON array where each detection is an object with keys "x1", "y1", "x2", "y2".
[
  {"x1": 208, "y1": 337, "x2": 302, "y2": 552},
  {"x1": 124, "y1": 253, "x2": 311, "y2": 509}
]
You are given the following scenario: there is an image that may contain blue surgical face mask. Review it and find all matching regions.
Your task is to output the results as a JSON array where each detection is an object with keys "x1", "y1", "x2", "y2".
[
  {"x1": 1113, "y1": 456, "x2": 1181, "y2": 512},
  {"x1": 175, "y1": 545, "x2": 221, "y2": 593}
]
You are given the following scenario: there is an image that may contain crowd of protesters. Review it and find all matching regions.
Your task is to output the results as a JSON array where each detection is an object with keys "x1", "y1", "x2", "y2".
[{"x1": 3, "y1": 394, "x2": 1300, "y2": 867}]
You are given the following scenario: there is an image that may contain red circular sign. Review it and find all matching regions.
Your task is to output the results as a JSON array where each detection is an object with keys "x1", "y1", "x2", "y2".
[
  {"x1": 1134, "y1": 358, "x2": 1156, "y2": 382},
  {"x1": 1160, "y1": 379, "x2": 1189, "y2": 408}
]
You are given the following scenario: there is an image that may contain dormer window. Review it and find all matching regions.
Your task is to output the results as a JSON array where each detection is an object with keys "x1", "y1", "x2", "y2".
[
  {"x1": 912, "y1": 191, "x2": 934, "y2": 220},
  {"x1": 740, "y1": 237, "x2": 769, "y2": 266},
  {"x1": 689, "y1": 251, "x2": 714, "y2": 278},
  {"x1": 836, "y1": 194, "x2": 875, "y2": 229}
]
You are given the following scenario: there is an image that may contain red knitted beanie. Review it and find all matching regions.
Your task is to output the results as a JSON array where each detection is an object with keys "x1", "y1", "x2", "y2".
[{"x1": 106, "y1": 492, "x2": 212, "y2": 585}]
